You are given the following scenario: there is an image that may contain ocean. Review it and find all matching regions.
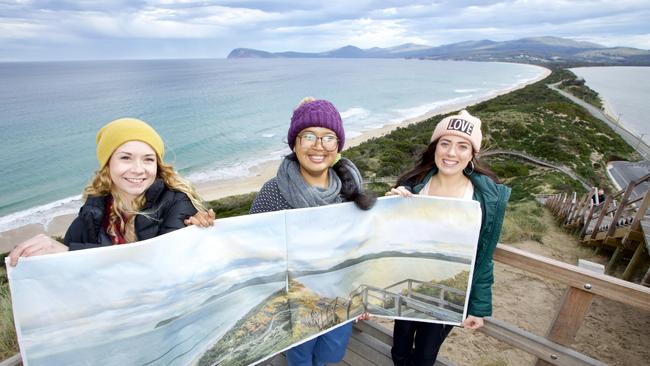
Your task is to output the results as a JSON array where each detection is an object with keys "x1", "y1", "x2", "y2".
[
  {"x1": 0, "y1": 58, "x2": 545, "y2": 232},
  {"x1": 571, "y1": 66, "x2": 650, "y2": 144}
]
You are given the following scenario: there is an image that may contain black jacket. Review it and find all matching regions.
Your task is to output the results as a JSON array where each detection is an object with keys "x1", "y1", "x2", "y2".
[{"x1": 63, "y1": 179, "x2": 198, "y2": 251}]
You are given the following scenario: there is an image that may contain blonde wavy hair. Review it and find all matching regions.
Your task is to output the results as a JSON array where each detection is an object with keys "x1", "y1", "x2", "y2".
[{"x1": 84, "y1": 160, "x2": 205, "y2": 243}]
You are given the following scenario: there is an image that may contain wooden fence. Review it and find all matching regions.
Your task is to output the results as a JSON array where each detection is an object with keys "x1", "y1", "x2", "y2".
[{"x1": 544, "y1": 172, "x2": 650, "y2": 284}]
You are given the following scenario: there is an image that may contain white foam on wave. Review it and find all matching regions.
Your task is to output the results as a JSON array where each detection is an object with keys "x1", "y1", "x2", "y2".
[
  {"x1": 389, "y1": 94, "x2": 478, "y2": 123},
  {"x1": 0, "y1": 195, "x2": 82, "y2": 233},
  {"x1": 185, "y1": 148, "x2": 287, "y2": 183},
  {"x1": 340, "y1": 107, "x2": 370, "y2": 120},
  {"x1": 454, "y1": 88, "x2": 482, "y2": 93},
  {"x1": 261, "y1": 133, "x2": 275, "y2": 138}
]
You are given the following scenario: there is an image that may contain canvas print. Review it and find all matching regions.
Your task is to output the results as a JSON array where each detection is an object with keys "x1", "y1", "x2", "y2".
[
  {"x1": 283, "y1": 196, "x2": 480, "y2": 343},
  {"x1": 7, "y1": 196, "x2": 481, "y2": 366},
  {"x1": 7, "y1": 212, "x2": 289, "y2": 366}
]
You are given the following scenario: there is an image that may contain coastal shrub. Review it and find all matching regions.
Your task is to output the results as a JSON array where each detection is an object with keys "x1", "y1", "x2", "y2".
[
  {"x1": 559, "y1": 76, "x2": 603, "y2": 109},
  {"x1": 366, "y1": 182, "x2": 392, "y2": 196},
  {"x1": 206, "y1": 192, "x2": 256, "y2": 218},
  {"x1": 0, "y1": 267, "x2": 18, "y2": 359},
  {"x1": 489, "y1": 160, "x2": 530, "y2": 179},
  {"x1": 410, "y1": 271, "x2": 469, "y2": 309},
  {"x1": 342, "y1": 68, "x2": 635, "y2": 202},
  {"x1": 500, "y1": 201, "x2": 548, "y2": 243}
]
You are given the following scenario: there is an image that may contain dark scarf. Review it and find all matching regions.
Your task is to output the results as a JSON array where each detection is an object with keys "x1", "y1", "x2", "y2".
[{"x1": 275, "y1": 157, "x2": 343, "y2": 208}]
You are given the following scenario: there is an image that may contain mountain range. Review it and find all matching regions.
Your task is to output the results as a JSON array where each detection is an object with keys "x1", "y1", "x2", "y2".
[{"x1": 227, "y1": 36, "x2": 650, "y2": 65}]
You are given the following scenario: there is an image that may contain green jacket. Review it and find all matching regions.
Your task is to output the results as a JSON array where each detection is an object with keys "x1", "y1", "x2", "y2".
[{"x1": 409, "y1": 168, "x2": 510, "y2": 317}]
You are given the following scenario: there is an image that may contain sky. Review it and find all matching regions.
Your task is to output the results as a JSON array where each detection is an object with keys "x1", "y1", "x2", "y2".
[{"x1": 1, "y1": 0, "x2": 649, "y2": 61}]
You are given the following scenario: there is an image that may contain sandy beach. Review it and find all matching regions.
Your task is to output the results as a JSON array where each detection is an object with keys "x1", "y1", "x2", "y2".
[
  {"x1": 0, "y1": 66, "x2": 550, "y2": 253},
  {"x1": 197, "y1": 64, "x2": 551, "y2": 203}
]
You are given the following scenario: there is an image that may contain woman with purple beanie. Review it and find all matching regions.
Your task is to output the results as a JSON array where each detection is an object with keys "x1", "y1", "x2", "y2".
[{"x1": 250, "y1": 97, "x2": 375, "y2": 365}]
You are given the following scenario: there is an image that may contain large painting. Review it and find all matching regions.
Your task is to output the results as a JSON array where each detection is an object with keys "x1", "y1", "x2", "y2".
[{"x1": 7, "y1": 196, "x2": 481, "y2": 366}]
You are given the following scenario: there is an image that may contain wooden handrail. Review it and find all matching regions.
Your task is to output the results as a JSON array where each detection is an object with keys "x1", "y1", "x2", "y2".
[
  {"x1": 0, "y1": 354, "x2": 20, "y2": 366},
  {"x1": 481, "y1": 318, "x2": 606, "y2": 366},
  {"x1": 493, "y1": 244, "x2": 650, "y2": 311}
]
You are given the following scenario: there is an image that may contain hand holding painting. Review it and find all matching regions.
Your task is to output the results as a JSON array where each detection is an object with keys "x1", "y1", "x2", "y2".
[
  {"x1": 387, "y1": 110, "x2": 510, "y2": 366},
  {"x1": 184, "y1": 208, "x2": 216, "y2": 227},
  {"x1": 9, "y1": 234, "x2": 68, "y2": 266},
  {"x1": 385, "y1": 186, "x2": 413, "y2": 197},
  {"x1": 462, "y1": 315, "x2": 484, "y2": 330},
  {"x1": 8, "y1": 118, "x2": 210, "y2": 266}
]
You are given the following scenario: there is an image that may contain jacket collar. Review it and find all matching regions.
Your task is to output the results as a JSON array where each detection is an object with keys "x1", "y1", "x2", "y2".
[{"x1": 142, "y1": 179, "x2": 165, "y2": 209}]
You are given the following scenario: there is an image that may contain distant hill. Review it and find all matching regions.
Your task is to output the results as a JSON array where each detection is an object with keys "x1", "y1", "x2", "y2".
[
  {"x1": 290, "y1": 250, "x2": 472, "y2": 278},
  {"x1": 227, "y1": 36, "x2": 650, "y2": 65}
]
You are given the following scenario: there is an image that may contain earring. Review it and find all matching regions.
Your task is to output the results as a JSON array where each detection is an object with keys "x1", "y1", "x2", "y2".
[{"x1": 463, "y1": 161, "x2": 475, "y2": 176}]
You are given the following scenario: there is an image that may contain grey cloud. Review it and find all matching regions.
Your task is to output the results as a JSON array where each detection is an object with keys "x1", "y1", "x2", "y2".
[{"x1": 1, "y1": 0, "x2": 649, "y2": 60}]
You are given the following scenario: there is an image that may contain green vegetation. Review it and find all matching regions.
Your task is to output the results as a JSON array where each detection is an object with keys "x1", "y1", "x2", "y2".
[
  {"x1": 411, "y1": 270, "x2": 469, "y2": 308},
  {"x1": 500, "y1": 201, "x2": 548, "y2": 243},
  {"x1": 205, "y1": 192, "x2": 256, "y2": 219},
  {"x1": 558, "y1": 71, "x2": 604, "y2": 109},
  {"x1": 198, "y1": 288, "x2": 294, "y2": 366},
  {"x1": 1, "y1": 267, "x2": 18, "y2": 360},
  {"x1": 485, "y1": 157, "x2": 587, "y2": 201},
  {"x1": 199, "y1": 279, "x2": 349, "y2": 366},
  {"x1": 344, "y1": 68, "x2": 636, "y2": 197}
]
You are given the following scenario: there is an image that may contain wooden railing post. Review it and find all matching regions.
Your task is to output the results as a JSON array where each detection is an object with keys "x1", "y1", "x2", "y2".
[
  {"x1": 565, "y1": 192, "x2": 586, "y2": 227},
  {"x1": 578, "y1": 204, "x2": 595, "y2": 238},
  {"x1": 622, "y1": 243, "x2": 648, "y2": 281},
  {"x1": 605, "y1": 246, "x2": 624, "y2": 274},
  {"x1": 534, "y1": 287, "x2": 594, "y2": 366},
  {"x1": 587, "y1": 196, "x2": 613, "y2": 242},
  {"x1": 605, "y1": 183, "x2": 635, "y2": 239}
]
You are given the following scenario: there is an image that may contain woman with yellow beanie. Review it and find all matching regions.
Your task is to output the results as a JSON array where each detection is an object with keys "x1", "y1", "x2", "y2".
[{"x1": 9, "y1": 118, "x2": 213, "y2": 265}]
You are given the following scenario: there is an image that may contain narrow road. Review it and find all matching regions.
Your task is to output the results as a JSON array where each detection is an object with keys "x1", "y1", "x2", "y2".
[
  {"x1": 607, "y1": 160, "x2": 650, "y2": 199},
  {"x1": 548, "y1": 83, "x2": 650, "y2": 160}
]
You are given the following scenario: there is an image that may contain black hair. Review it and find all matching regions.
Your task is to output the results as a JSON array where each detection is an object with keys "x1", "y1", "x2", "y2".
[
  {"x1": 395, "y1": 138, "x2": 500, "y2": 188},
  {"x1": 333, "y1": 159, "x2": 376, "y2": 210}
]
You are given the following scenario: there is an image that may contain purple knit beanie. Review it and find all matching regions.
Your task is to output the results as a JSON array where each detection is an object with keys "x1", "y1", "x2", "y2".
[{"x1": 288, "y1": 99, "x2": 345, "y2": 152}]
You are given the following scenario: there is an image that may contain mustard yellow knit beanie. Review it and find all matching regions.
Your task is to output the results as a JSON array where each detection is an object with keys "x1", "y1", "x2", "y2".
[{"x1": 96, "y1": 118, "x2": 165, "y2": 168}]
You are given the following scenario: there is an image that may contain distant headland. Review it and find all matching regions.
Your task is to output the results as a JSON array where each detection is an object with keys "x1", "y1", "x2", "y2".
[{"x1": 228, "y1": 36, "x2": 650, "y2": 66}]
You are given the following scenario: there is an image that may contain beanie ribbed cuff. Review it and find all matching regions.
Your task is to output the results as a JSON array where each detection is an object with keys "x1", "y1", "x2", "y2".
[
  {"x1": 96, "y1": 118, "x2": 165, "y2": 167},
  {"x1": 288, "y1": 99, "x2": 345, "y2": 151}
]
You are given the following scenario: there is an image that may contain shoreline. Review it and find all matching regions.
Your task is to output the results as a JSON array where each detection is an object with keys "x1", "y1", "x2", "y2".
[
  {"x1": 198, "y1": 65, "x2": 551, "y2": 202},
  {"x1": 0, "y1": 66, "x2": 550, "y2": 253},
  {"x1": 570, "y1": 66, "x2": 650, "y2": 147}
]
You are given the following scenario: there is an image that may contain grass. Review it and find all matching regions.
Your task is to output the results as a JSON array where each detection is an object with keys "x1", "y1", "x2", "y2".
[
  {"x1": 205, "y1": 192, "x2": 256, "y2": 219},
  {"x1": 500, "y1": 201, "x2": 548, "y2": 244},
  {"x1": 558, "y1": 73, "x2": 604, "y2": 109},
  {"x1": 344, "y1": 68, "x2": 637, "y2": 196},
  {"x1": 0, "y1": 267, "x2": 18, "y2": 360}
]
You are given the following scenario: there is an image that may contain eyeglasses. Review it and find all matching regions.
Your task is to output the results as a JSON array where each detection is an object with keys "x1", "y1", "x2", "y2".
[{"x1": 298, "y1": 132, "x2": 339, "y2": 151}]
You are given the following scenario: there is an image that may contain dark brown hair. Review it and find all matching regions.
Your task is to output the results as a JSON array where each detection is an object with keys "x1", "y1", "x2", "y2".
[{"x1": 395, "y1": 138, "x2": 500, "y2": 188}]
